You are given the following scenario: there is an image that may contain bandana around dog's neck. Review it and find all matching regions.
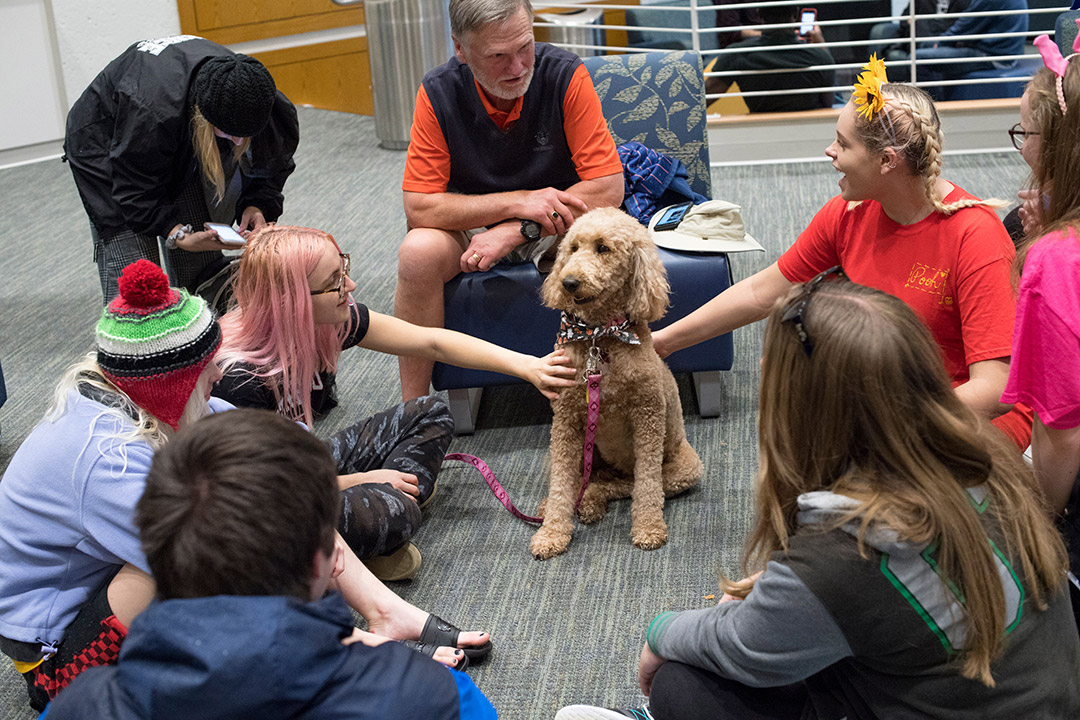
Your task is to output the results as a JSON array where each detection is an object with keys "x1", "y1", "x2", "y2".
[{"x1": 555, "y1": 312, "x2": 641, "y2": 347}]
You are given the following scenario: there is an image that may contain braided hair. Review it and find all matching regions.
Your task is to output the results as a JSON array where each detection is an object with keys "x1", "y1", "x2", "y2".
[{"x1": 853, "y1": 83, "x2": 1002, "y2": 215}]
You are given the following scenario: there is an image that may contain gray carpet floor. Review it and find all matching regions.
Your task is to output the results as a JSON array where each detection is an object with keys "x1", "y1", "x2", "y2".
[{"x1": 0, "y1": 107, "x2": 1029, "y2": 718}]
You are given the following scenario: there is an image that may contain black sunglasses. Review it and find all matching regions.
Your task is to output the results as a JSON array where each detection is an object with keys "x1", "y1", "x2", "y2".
[{"x1": 780, "y1": 266, "x2": 846, "y2": 356}]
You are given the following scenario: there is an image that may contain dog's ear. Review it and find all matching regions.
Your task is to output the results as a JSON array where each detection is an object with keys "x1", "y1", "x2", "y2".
[
  {"x1": 540, "y1": 238, "x2": 568, "y2": 310},
  {"x1": 628, "y1": 228, "x2": 670, "y2": 323}
]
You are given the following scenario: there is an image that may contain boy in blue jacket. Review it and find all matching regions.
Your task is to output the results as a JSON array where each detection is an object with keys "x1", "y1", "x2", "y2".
[{"x1": 43, "y1": 408, "x2": 496, "y2": 719}]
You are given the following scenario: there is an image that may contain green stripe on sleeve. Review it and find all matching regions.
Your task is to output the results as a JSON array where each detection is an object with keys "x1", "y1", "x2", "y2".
[{"x1": 646, "y1": 611, "x2": 679, "y2": 655}]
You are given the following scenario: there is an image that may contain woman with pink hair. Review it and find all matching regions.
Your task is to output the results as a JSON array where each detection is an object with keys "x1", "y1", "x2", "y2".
[{"x1": 213, "y1": 224, "x2": 575, "y2": 582}]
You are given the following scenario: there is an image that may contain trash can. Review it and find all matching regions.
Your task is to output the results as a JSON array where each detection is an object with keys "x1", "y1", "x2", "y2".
[
  {"x1": 364, "y1": 0, "x2": 452, "y2": 150},
  {"x1": 537, "y1": 8, "x2": 605, "y2": 58}
]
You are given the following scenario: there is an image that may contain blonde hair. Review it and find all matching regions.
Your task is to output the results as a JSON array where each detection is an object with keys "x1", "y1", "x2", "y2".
[
  {"x1": 854, "y1": 83, "x2": 1003, "y2": 215},
  {"x1": 192, "y1": 107, "x2": 251, "y2": 205},
  {"x1": 47, "y1": 354, "x2": 170, "y2": 451},
  {"x1": 1015, "y1": 64, "x2": 1080, "y2": 274},
  {"x1": 730, "y1": 280, "x2": 1067, "y2": 686}
]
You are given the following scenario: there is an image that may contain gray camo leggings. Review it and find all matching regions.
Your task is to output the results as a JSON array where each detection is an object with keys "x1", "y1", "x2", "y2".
[{"x1": 324, "y1": 395, "x2": 454, "y2": 559}]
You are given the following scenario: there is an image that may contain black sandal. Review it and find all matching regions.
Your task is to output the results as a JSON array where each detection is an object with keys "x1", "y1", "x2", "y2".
[
  {"x1": 416, "y1": 613, "x2": 492, "y2": 664},
  {"x1": 400, "y1": 638, "x2": 470, "y2": 670}
]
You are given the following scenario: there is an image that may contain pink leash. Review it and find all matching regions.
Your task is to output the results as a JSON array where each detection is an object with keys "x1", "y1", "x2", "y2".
[{"x1": 444, "y1": 372, "x2": 602, "y2": 525}]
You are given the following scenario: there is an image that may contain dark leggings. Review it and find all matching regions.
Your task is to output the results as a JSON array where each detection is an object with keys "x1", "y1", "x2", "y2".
[
  {"x1": 324, "y1": 395, "x2": 454, "y2": 559},
  {"x1": 649, "y1": 662, "x2": 807, "y2": 720}
]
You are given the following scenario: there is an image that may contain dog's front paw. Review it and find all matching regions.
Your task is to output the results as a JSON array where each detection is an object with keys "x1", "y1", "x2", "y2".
[
  {"x1": 631, "y1": 522, "x2": 668, "y2": 551},
  {"x1": 530, "y1": 525, "x2": 572, "y2": 560},
  {"x1": 576, "y1": 487, "x2": 608, "y2": 525}
]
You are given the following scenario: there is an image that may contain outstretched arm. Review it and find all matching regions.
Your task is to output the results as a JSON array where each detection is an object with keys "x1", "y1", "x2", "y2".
[
  {"x1": 653, "y1": 262, "x2": 794, "y2": 358},
  {"x1": 360, "y1": 311, "x2": 578, "y2": 399}
]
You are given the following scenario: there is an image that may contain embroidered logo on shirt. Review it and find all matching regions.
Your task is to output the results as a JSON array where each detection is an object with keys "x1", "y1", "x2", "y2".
[
  {"x1": 137, "y1": 35, "x2": 199, "y2": 56},
  {"x1": 905, "y1": 262, "x2": 953, "y2": 306},
  {"x1": 535, "y1": 129, "x2": 550, "y2": 147}
]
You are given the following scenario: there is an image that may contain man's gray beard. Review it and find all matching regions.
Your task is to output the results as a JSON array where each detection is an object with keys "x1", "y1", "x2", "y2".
[{"x1": 475, "y1": 66, "x2": 534, "y2": 102}]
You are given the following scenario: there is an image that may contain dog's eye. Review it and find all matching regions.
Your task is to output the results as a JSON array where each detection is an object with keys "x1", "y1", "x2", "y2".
[
  {"x1": 570, "y1": 244, "x2": 578, "y2": 253},
  {"x1": 596, "y1": 243, "x2": 611, "y2": 254}
]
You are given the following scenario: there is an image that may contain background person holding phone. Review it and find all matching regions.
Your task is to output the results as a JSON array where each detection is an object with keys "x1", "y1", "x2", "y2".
[
  {"x1": 64, "y1": 35, "x2": 300, "y2": 304},
  {"x1": 705, "y1": 2, "x2": 836, "y2": 113}
]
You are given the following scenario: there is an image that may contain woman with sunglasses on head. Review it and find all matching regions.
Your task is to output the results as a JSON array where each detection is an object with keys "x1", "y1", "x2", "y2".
[
  {"x1": 1001, "y1": 27, "x2": 1080, "y2": 543},
  {"x1": 557, "y1": 277, "x2": 1080, "y2": 720},
  {"x1": 213, "y1": 225, "x2": 576, "y2": 585},
  {"x1": 653, "y1": 58, "x2": 1032, "y2": 449}
]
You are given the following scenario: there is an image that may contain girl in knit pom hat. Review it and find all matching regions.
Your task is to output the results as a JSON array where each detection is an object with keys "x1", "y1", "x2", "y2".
[
  {"x1": 0, "y1": 259, "x2": 224, "y2": 709},
  {"x1": 0, "y1": 261, "x2": 494, "y2": 708},
  {"x1": 64, "y1": 35, "x2": 299, "y2": 304}
]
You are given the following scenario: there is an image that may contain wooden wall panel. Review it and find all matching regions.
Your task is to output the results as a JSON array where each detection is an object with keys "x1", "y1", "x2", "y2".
[
  {"x1": 251, "y1": 38, "x2": 372, "y2": 116},
  {"x1": 178, "y1": 0, "x2": 364, "y2": 45}
]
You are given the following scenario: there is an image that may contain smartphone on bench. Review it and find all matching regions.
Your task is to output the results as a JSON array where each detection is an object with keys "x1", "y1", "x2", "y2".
[
  {"x1": 205, "y1": 222, "x2": 246, "y2": 245},
  {"x1": 653, "y1": 202, "x2": 694, "y2": 231}
]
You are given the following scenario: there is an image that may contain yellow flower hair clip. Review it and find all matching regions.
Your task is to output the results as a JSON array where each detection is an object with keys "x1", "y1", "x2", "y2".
[{"x1": 853, "y1": 54, "x2": 889, "y2": 121}]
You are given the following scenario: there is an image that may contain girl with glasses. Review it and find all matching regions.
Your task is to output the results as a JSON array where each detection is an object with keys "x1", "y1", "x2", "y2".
[
  {"x1": 211, "y1": 226, "x2": 575, "y2": 592},
  {"x1": 653, "y1": 60, "x2": 1032, "y2": 450},
  {"x1": 1001, "y1": 25, "x2": 1080, "y2": 585},
  {"x1": 557, "y1": 280, "x2": 1079, "y2": 720}
]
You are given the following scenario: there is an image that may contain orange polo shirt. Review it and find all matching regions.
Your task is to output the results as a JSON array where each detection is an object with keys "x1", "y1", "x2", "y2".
[{"x1": 403, "y1": 64, "x2": 622, "y2": 194}]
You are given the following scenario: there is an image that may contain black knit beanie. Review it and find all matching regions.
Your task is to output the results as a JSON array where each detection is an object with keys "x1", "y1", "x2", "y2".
[{"x1": 194, "y1": 54, "x2": 277, "y2": 138}]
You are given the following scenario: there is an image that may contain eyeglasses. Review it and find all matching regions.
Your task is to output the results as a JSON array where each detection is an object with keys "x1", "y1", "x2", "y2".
[
  {"x1": 310, "y1": 253, "x2": 351, "y2": 299},
  {"x1": 780, "y1": 266, "x2": 846, "y2": 356},
  {"x1": 1008, "y1": 123, "x2": 1040, "y2": 151}
]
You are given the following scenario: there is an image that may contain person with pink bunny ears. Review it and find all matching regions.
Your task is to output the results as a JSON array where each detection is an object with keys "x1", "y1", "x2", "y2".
[{"x1": 1001, "y1": 11, "x2": 1080, "y2": 631}]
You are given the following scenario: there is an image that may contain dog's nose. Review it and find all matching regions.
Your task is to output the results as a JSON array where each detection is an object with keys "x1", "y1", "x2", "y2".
[{"x1": 562, "y1": 275, "x2": 580, "y2": 293}]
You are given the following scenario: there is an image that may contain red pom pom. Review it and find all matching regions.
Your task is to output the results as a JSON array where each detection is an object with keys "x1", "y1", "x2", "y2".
[{"x1": 117, "y1": 260, "x2": 172, "y2": 307}]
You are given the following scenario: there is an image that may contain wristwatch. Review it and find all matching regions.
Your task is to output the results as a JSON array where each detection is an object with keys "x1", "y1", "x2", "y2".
[
  {"x1": 520, "y1": 219, "x2": 542, "y2": 242},
  {"x1": 164, "y1": 224, "x2": 193, "y2": 250}
]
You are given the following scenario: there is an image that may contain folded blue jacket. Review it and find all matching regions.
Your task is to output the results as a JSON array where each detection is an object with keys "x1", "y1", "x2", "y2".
[{"x1": 618, "y1": 142, "x2": 709, "y2": 225}]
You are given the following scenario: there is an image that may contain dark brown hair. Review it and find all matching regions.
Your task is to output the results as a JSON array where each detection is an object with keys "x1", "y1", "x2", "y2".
[{"x1": 137, "y1": 409, "x2": 339, "y2": 601}]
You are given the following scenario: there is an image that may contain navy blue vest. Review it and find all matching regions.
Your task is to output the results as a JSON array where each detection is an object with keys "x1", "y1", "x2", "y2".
[{"x1": 423, "y1": 43, "x2": 582, "y2": 195}]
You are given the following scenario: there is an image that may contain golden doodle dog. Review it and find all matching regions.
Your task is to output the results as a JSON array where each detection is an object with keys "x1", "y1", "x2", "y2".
[{"x1": 531, "y1": 207, "x2": 703, "y2": 560}]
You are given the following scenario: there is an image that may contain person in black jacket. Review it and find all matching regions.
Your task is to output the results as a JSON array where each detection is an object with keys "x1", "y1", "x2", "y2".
[{"x1": 64, "y1": 35, "x2": 300, "y2": 303}]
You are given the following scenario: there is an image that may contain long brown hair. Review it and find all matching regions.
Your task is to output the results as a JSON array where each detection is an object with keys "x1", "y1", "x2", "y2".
[
  {"x1": 854, "y1": 83, "x2": 1001, "y2": 215},
  {"x1": 1015, "y1": 63, "x2": 1080, "y2": 274},
  {"x1": 731, "y1": 279, "x2": 1066, "y2": 686},
  {"x1": 191, "y1": 106, "x2": 251, "y2": 205}
]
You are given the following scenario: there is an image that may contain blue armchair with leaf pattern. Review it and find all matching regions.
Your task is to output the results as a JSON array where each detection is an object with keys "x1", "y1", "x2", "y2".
[{"x1": 431, "y1": 51, "x2": 734, "y2": 433}]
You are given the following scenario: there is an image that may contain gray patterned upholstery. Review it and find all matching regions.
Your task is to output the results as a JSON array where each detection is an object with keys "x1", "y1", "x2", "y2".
[{"x1": 582, "y1": 51, "x2": 712, "y2": 199}]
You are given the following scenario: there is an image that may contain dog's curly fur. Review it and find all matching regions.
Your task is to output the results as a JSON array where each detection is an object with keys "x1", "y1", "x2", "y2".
[{"x1": 531, "y1": 207, "x2": 703, "y2": 560}]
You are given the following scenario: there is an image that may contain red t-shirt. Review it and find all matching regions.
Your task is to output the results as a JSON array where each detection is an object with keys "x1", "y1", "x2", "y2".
[
  {"x1": 403, "y1": 64, "x2": 622, "y2": 194},
  {"x1": 778, "y1": 187, "x2": 1032, "y2": 447}
]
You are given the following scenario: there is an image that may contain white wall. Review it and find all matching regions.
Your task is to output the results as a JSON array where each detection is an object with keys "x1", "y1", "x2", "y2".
[
  {"x1": 0, "y1": 0, "x2": 179, "y2": 166},
  {"x1": 50, "y1": 0, "x2": 180, "y2": 111}
]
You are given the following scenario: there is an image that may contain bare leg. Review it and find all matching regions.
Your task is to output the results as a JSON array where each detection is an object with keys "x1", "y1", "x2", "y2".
[
  {"x1": 106, "y1": 564, "x2": 156, "y2": 628},
  {"x1": 330, "y1": 532, "x2": 488, "y2": 666},
  {"x1": 395, "y1": 228, "x2": 468, "y2": 401}
]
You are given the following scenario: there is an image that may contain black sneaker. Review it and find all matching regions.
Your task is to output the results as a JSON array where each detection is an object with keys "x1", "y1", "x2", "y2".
[{"x1": 555, "y1": 706, "x2": 654, "y2": 720}]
